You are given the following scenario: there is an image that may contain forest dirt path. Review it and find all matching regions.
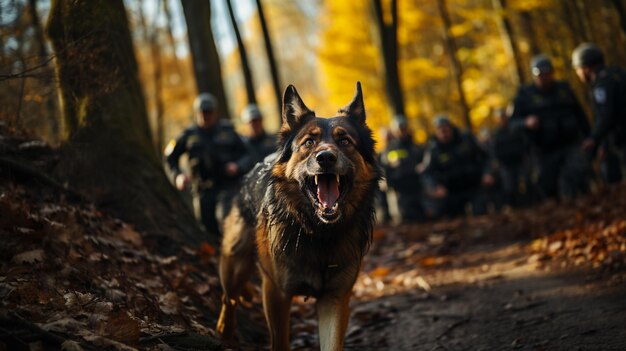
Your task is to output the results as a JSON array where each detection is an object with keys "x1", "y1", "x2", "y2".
[{"x1": 344, "y1": 232, "x2": 626, "y2": 350}]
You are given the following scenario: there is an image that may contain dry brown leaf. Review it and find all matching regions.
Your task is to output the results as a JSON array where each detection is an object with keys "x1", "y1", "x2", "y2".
[
  {"x1": 370, "y1": 267, "x2": 391, "y2": 277},
  {"x1": 105, "y1": 311, "x2": 140, "y2": 344},
  {"x1": 117, "y1": 225, "x2": 142, "y2": 247},
  {"x1": 12, "y1": 249, "x2": 45, "y2": 264},
  {"x1": 77, "y1": 330, "x2": 137, "y2": 351},
  {"x1": 61, "y1": 340, "x2": 83, "y2": 351},
  {"x1": 198, "y1": 242, "x2": 216, "y2": 256},
  {"x1": 158, "y1": 292, "x2": 180, "y2": 315},
  {"x1": 40, "y1": 317, "x2": 86, "y2": 333}
]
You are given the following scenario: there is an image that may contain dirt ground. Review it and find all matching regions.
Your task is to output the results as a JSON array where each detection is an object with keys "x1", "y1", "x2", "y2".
[{"x1": 343, "y1": 231, "x2": 626, "y2": 350}]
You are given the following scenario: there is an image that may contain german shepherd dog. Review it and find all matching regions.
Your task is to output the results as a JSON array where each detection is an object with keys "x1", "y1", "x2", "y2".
[{"x1": 216, "y1": 82, "x2": 381, "y2": 350}]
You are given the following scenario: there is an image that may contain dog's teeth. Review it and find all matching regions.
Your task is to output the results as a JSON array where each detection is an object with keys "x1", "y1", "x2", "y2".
[
  {"x1": 336, "y1": 174, "x2": 340, "y2": 184},
  {"x1": 315, "y1": 175, "x2": 318, "y2": 186}
]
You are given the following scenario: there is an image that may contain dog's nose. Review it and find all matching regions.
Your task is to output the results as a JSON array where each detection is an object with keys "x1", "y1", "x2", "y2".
[{"x1": 316, "y1": 150, "x2": 337, "y2": 168}]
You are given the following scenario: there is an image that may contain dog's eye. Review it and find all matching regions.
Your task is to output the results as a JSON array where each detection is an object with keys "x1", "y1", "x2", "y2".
[
  {"x1": 304, "y1": 138, "x2": 315, "y2": 147},
  {"x1": 339, "y1": 138, "x2": 351, "y2": 146}
]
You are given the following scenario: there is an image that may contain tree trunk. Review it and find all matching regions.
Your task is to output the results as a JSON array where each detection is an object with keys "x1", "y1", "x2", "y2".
[
  {"x1": 436, "y1": 0, "x2": 471, "y2": 130},
  {"x1": 611, "y1": 0, "x2": 626, "y2": 37},
  {"x1": 577, "y1": 0, "x2": 599, "y2": 43},
  {"x1": 518, "y1": 11, "x2": 541, "y2": 56},
  {"x1": 226, "y1": 0, "x2": 257, "y2": 106},
  {"x1": 256, "y1": 0, "x2": 282, "y2": 124},
  {"x1": 492, "y1": 0, "x2": 525, "y2": 85},
  {"x1": 46, "y1": 0, "x2": 205, "y2": 249},
  {"x1": 151, "y1": 1, "x2": 165, "y2": 153},
  {"x1": 162, "y1": 0, "x2": 182, "y2": 76},
  {"x1": 372, "y1": 0, "x2": 405, "y2": 117},
  {"x1": 27, "y1": 0, "x2": 47, "y2": 63},
  {"x1": 28, "y1": 0, "x2": 59, "y2": 141},
  {"x1": 559, "y1": 1, "x2": 586, "y2": 45},
  {"x1": 180, "y1": 0, "x2": 231, "y2": 120}
]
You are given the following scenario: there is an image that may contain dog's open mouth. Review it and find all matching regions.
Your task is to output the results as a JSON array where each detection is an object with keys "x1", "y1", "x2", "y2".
[{"x1": 305, "y1": 173, "x2": 345, "y2": 223}]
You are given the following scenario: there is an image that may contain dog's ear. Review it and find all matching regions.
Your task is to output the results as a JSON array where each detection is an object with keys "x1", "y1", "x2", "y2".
[
  {"x1": 338, "y1": 81, "x2": 365, "y2": 125},
  {"x1": 281, "y1": 85, "x2": 314, "y2": 133}
]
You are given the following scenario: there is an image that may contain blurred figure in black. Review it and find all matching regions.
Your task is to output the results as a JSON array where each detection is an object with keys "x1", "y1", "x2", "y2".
[
  {"x1": 421, "y1": 116, "x2": 495, "y2": 218},
  {"x1": 510, "y1": 54, "x2": 591, "y2": 200},
  {"x1": 241, "y1": 104, "x2": 277, "y2": 164},
  {"x1": 573, "y1": 43, "x2": 626, "y2": 184},
  {"x1": 490, "y1": 107, "x2": 532, "y2": 207},
  {"x1": 380, "y1": 116, "x2": 424, "y2": 223},
  {"x1": 165, "y1": 93, "x2": 255, "y2": 237}
]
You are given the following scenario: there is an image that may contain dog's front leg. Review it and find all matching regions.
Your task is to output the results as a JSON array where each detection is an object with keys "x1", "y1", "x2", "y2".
[
  {"x1": 262, "y1": 274, "x2": 292, "y2": 351},
  {"x1": 316, "y1": 291, "x2": 351, "y2": 351}
]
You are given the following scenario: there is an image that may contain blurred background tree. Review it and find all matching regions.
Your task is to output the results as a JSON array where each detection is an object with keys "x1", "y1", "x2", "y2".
[{"x1": 44, "y1": 0, "x2": 205, "y2": 248}]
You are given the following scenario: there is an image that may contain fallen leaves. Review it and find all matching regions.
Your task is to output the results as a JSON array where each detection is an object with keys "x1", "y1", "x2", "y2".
[
  {"x1": 0, "y1": 181, "x2": 228, "y2": 350},
  {"x1": 12, "y1": 249, "x2": 45, "y2": 264},
  {"x1": 529, "y1": 218, "x2": 626, "y2": 270}
]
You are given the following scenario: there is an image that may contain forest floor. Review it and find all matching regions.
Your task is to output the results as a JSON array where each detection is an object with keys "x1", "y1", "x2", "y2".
[
  {"x1": 1, "y1": 128, "x2": 625, "y2": 350},
  {"x1": 343, "y1": 203, "x2": 626, "y2": 351}
]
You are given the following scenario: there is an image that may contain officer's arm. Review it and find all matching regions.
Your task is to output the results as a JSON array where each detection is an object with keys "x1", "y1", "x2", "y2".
[
  {"x1": 420, "y1": 147, "x2": 440, "y2": 189},
  {"x1": 508, "y1": 92, "x2": 527, "y2": 132},
  {"x1": 164, "y1": 132, "x2": 188, "y2": 180},
  {"x1": 591, "y1": 81, "x2": 617, "y2": 144},
  {"x1": 468, "y1": 134, "x2": 492, "y2": 175},
  {"x1": 568, "y1": 85, "x2": 591, "y2": 137},
  {"x1": 234, "y1": 135, "x2": 257, "y2": 175}
]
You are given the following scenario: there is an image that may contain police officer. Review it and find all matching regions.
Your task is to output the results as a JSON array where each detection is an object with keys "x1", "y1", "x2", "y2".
[
  {"x1": 421, "y1": 116, "x2": 495, "y2": 218},
  {"x1": 573, "y1": 43, "x2": 626, "y2": 183},
  {"x1": 490, "y1": 107, "x2": 532, "y2": 207},
  {"x1": 165, "y1": 93, "x2": 254, "y2": 237},
  {"x1": 510, "y1": 54, "x2": 591, "y2": 199},
  {"x1": 380, "y1": 116, "x2": 424, "y2": 223},
  {"x1": 241, "y1": 104, "x2": 277, "y2": 163}
]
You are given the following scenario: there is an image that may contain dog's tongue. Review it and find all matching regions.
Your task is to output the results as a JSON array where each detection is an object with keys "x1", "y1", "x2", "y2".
[{"x1": 317, "y1": 175, "x2": 339, "y2": 209}]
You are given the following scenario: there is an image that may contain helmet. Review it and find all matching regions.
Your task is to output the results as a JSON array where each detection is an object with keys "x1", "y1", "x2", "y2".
[
  {"x1": 241, "y1": 104, "x2": 263, "y2": 123},
  {"x1": 530, "y1": 54, "x2": 553, "y2": 76},
  {"x1": 572, "y1": 43, "x2": 604, "y2": 68},
  {"x1": 433, "y1": 114, "x2": 451, "y2": 128},
  {"x1": 193, "y1": 93, "x2": 217, "y2": 112}
]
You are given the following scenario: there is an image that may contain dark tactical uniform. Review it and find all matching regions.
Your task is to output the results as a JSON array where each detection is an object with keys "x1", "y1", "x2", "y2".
[
  {"x1": 589, "y1": 66, "x2": 626, "y2": 183},
  {"x1": 381, "y1": 136, "x2": 424, "y2": 222},
  {"x1": 245, "y1": 132, "x2": 277, "y2": 164},
  {"x1": 490, "y1": 125, "x2": 532, "y2": 207},
  {"x1": 510, "y1": 81, "x2": 591, "y2": 199},
  {"x1": 422, "y1": 129, "x2": 490, "y2": 218},
  {"x1": 166, "y1": 121, "x2": 254, "y2": 237}
]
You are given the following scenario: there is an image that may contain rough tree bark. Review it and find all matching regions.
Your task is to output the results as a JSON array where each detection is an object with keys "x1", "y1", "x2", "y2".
[
  {"x1": 436, "y1": 0, "x2": 472, "y2": 130},
  {"x1": 256, "y1": 0, "x2": 282, "y2": 124},
  {"x1": 226, "y1": 0, "x2": 257, "y2": 106},
  {"x1": 180, "y1": 0, "x2": 231, "y2": 120},
  {"x1": 46, "y1": 0, "x2": 206, "y2": 249},
  {"x1": 372, "y1": 0, "x2": 405, "y2": 117}
]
